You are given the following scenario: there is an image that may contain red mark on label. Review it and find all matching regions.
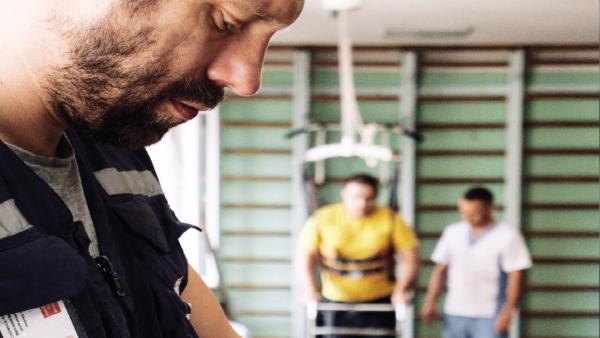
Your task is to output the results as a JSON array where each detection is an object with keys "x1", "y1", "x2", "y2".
[{"x1": 40, "y1": 303, "x2": 61, "y2": 318}]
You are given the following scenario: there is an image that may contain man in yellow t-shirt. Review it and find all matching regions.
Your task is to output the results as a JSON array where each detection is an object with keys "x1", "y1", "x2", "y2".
[{"x1": 296, "y1": 174, "x2": 420, "y2": 336}]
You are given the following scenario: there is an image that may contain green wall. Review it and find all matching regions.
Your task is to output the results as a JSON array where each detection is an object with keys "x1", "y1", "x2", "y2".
[{"x1": 218, "y1": 48, "x2": 599, "y2": 338}]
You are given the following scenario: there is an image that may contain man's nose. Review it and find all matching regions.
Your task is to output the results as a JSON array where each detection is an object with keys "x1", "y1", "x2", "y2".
[{"x1": 206, "y1": 37, "x2": 267, "y2": 97}]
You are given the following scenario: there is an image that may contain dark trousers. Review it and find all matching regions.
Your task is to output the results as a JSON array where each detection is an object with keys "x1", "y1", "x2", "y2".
[{"x1": 316, "y1": 296, "x2": 396, "y2": 338}]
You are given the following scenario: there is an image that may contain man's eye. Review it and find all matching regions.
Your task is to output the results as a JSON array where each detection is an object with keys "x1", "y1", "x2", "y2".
[
  {"x1": 223, "y1": 19, "x2": 241, "y2": 33},
  {"x1": 212, "y1": 9, "x2": 241, "y2": 34}
]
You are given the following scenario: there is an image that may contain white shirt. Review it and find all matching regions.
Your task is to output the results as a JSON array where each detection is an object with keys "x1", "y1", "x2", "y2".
[{"x1": 431, "y1": 221, "x2": 532, "y2": 318}]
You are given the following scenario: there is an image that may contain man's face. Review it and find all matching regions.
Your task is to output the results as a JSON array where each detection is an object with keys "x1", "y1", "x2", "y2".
[
  {"x1": 341, "y1": 182, "x2": 378, "y2": 218},
  {"x1": 42, "y1": 0, "x2": 303, "y2": 148},
  {"x1": 457, "y1": 198, "x2": 493, "y2": 227}
]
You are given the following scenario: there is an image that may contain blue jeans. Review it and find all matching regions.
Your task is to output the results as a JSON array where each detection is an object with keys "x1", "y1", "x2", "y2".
[{"x1": 443, "y1": 314, "x2": 508, "y2": 338}]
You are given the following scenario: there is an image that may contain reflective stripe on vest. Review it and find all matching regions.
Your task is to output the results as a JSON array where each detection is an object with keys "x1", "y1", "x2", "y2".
[
  {"x1": 0, "y1": 199, "x2": 32, "y2": 239},
  {"x1": 94, "y1": 168, "x2": 163, "y2": 197}
]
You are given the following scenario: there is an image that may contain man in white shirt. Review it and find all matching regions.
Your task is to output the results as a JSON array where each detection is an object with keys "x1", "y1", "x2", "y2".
[{"x1": 420, "y1": 187, "x2": 532, "y2": 338}]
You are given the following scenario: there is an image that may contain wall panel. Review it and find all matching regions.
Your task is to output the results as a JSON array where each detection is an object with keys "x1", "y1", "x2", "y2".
[{"x1": 217, "y1": 47, "x2": 599, "y2": 338}]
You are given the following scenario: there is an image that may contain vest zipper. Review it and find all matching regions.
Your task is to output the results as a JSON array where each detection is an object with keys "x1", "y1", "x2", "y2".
[{"x1": 95, "y1": 255, "x2": 126, "y2": 297}]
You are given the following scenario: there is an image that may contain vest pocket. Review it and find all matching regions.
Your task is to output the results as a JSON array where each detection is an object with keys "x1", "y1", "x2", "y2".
[
  {"x1": 108, "y1": 196, "x2": 197, "y2": 337},
  {"x1": 109, "y1": 196, "x2": 192, "y2": 253},
  {"x1": 0, "y1": 228, "x2": 88, "y2": 315}
]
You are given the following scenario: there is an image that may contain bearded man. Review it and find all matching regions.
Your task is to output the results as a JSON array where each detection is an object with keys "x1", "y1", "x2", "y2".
[{"x1": 0, "y1": 1, "x2": 303, "y2": 337}]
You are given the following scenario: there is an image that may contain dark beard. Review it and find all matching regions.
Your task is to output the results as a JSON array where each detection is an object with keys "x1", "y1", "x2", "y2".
[
  {"x1": 63, "y1": 74, "x2": 224, "y2": 149},
  {"x1": 43, "y1": 12, "x2": 223, "y2": 149}
]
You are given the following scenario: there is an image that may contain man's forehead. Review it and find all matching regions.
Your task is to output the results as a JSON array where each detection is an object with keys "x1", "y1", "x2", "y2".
[
  {"x1": 344, "y1": 182, "x2": 376, "y2": 193},
  {"x1": 459, "y1": 199, "x2": 487, "y2": 208}
]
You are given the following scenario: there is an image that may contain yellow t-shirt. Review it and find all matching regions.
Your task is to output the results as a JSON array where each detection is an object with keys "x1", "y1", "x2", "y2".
[{"x1": 299, "y1": 204, "x2": 419, "y2": 302}]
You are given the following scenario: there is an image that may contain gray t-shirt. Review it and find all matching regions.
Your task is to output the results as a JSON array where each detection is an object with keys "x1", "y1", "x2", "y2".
[{"x1": 6, "y1": 136, "x2": 100, "y2": 257}]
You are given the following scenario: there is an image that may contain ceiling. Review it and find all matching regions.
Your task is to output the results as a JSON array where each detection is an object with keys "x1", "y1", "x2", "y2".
[{"x1": 272, "y1": 0, "x2": 600, "y2": 46}]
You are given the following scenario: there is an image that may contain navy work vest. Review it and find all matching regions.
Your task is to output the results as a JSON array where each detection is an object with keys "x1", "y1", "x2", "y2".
[{"x1": 0, "y1": 128, "x2": 199, "y2": 338}]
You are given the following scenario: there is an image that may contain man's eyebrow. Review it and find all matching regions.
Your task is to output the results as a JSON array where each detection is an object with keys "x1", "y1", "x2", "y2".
[
  {"x1": 229, "y1": 1, "x2": 274, "y2": 23},
  {"x1": 253, "y1": 7, "x2": 274, "y2": 22}
]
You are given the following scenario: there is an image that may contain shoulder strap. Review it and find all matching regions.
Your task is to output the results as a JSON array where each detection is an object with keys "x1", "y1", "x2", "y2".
[{"x1": 0, "y1": 140, "x2": 74, "y2": 235}]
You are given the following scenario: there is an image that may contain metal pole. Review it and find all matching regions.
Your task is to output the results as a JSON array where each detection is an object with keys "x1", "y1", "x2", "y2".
[
  {"x1": 179, "y1": 114, "x2": 203, "y2": 275},
  {"x1": 400, "y1": 52, "x2": 418, "y2": 227},
  {"x1": 195, "y1": 107, "x2": 222, "y2": 288},
  {"x1": 506, "y1": 50, "x2": 525, "y2": 338},
  {"x1": 291, "y1": 50, "x2": 311, "y2": 338},
  {"x1": 505, "y1": 50, "x2": 525, "y2": 231},
  {"x1": 206, "y1": 108, "x2": 221, "y2": 249},
  {"x1": 314, "y1": 127, "x2": 327, "y2": 185},
  {"x1": 400, "y1": 51, "x2": 418, "y2": 338},
  {"x1": 336, "y1": 10, "x2": 362, "y2": 144}
]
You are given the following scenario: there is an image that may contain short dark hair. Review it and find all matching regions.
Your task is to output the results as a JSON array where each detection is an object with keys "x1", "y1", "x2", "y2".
[
  {"x1": 463, "y1": 187, "x2": 494, "y2": 205},
  {"x1": 343, "y1": 174, "x2": 379, "y2": 194}
]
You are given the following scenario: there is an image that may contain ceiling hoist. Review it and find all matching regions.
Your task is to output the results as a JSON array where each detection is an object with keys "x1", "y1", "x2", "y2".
[{"x1": 287, "y1": 0, "x2": 423, "y2": 214}]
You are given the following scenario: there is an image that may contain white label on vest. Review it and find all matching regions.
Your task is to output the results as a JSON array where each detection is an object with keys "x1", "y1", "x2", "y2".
[
  {"x1": 0, "y1": 301, "x2": 79, "y2": 338},
  {"x1": 174, "y1": 276, "x2": 183, "y2": 295}
]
